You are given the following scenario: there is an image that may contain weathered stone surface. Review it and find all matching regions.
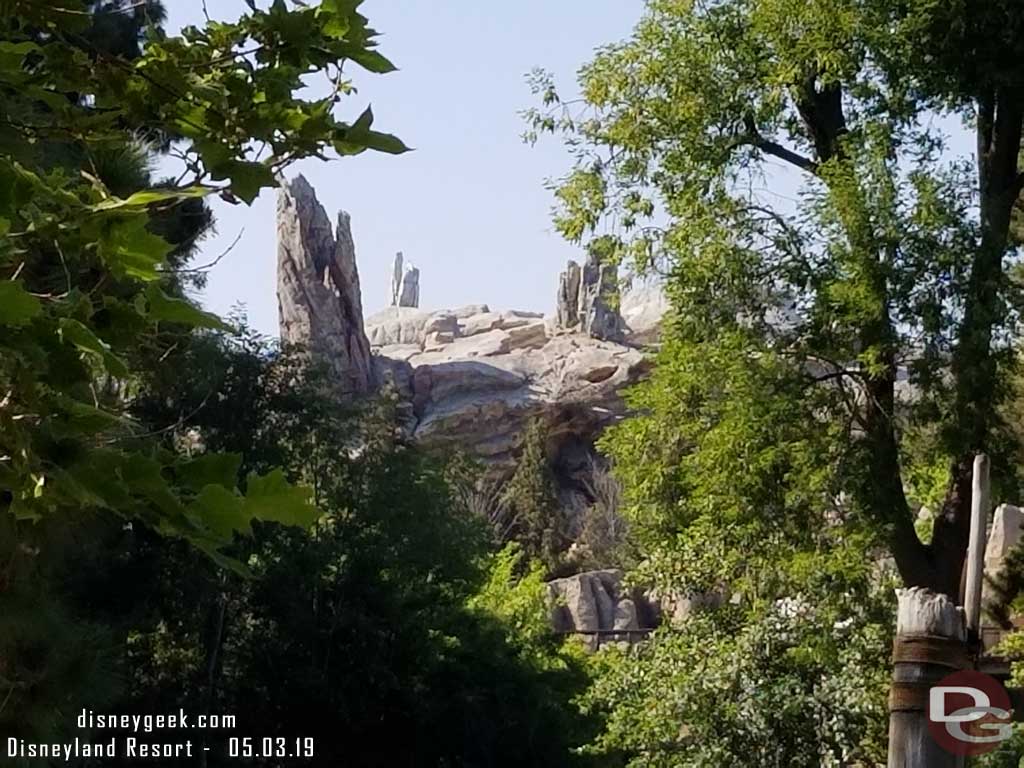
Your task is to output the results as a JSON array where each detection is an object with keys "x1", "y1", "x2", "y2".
[
  {"x1": 621, "y1": 280, "x2": 669, "y2": 345},
  {"x1": 365, "y1": 307, "x2": 433, "y2": 346},
  {"x1": 556, "y1": 261, "x2": 582, "y2": 329},
  {"x1": 579, "y1": 252, "x2": 624, "y2": 341},
  {"x1": 376, "y1": 343, "x2": 422, "y2": 363},
  {"x1": 548, "y1": 570, "x2": 622, "y2": 633},
  {"x1": 460, "y1": 311, "x2": 504, "y2": 337},
  {"x1": 547, "y1": 570, "x2": 653, "y2": 650},
  {"x1": 613, "y1": 599, "x2": 640, "y2": 631},
  {"x1": 452, "y1": 304, "x2": 491, "y2": 318},
  {"x1": 370, "y1": 330, "x2": 648, "y2": 467},
  {"x1": 390, "y1": 252, "x2": 420, "y2": 308},
  {"x1": 982, "y1": 504, "x2": 1024, "y2": 618},
  {"x1": 277, "y1": 175, "x2": 373, "y2": 396},
  {"x1": 554, "y1": 253, "x2": 625, "y2": 341},
  {"x1": 985, "y1": 504, "x2": 1024, "y2": 571}
]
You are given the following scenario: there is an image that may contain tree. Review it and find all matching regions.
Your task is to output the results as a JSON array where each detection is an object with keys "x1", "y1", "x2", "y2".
[
  {"x1": 1, "y1": 0, "x2": 407, "y2": 743},
  {"x1": 111, "y1": 329, "x2": 599, "y2": 767},
  {"x1": 527, "y1": 0, "x2": 1024, "y2": 610},
  {"x1": 501, "y1": 418, "x2": 567, "y2": 575},
  {"x1": 527, "y1": 0, "x2": 1024, "y2": 762}
]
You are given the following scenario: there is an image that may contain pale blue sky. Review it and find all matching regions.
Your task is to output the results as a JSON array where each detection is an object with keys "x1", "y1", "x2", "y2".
[{"x1": 163, "y1": 0, "x2": 644, "y2": 336}]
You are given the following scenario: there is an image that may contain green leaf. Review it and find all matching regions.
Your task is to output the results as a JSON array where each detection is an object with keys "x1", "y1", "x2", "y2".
[
  {"x1": 187, "y1": 470, "x2": 314, "y2": 543},
  {"x1": 212, "y1": 161, "x2": 278, "y2": 205},
  {"x1": 243, "y1": 469, "x2": 317, "y2": 529},
  {"x1": 90, "y1": 186, "x2": 211, "y2": 212},
  {"x1": 144, "y1": 284, "x2": 231, "y2": 330},
  {"x1": 191, "y1": 483, "x2": 251, "y2": 539},
  {"x1": 0, "y1": 280, "x2": 41, "y2": 326},
  {"x1": 360, "y1": 129, "x2": 411, "y2": 155},
  {"x1": 335, "y1": 106, "x2": 411, "y2": 156},
  {"x1": 177, "y1": 453, "x2": 243, "y2": 492},
  {"x1": 344, "y1": 47, "x2": 397, "y2": 74},
  {"x1": 57, "y1": 318, "x2": 130, "y2": 378},
  {"x1": 98, "y1": 216, "x2": 173, "y2": 280}
]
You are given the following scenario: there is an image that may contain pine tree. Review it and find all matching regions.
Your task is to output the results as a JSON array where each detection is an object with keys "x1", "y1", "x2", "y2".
[{"x1": 502, "y1": 419, "x2": 565, "y2": 574}]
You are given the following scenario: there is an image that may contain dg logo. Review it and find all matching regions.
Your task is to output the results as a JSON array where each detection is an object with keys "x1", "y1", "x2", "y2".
[{"x1": 927, "y1": 670, "x2": 1014, "y2": 756}]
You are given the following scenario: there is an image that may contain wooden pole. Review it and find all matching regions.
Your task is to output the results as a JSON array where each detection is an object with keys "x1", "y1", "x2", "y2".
[
  {"x1": 964, "y1": 454, "x2": 990, "y2": 636},
  {"x1": 887, "y1": 588, "x2": 967, "y2": 768}
]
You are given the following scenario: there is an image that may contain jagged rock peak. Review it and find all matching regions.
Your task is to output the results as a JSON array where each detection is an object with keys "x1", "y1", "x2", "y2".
[
  {"x1": 555, "y1": 251, "x2": 624, "y2": 342},
  {"x1": 277, "y1": 174, "x2": 373, "y2": 396},
  {"x1": 390, "y1": 251, "x2": 420, "y2": 308}
]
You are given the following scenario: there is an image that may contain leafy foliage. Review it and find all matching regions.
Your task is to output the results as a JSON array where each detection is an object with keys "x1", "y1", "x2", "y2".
[
  {"x1": 527, "y1": 0, "x2": 1024, "y2": 762},
  {"x1": 582, "y1": 581, "x2": 894, "y2": 768},
  {"x1": 528, "y1": 0, "x2": 1024, "y2": 591},
  {"x1": 0, "y1": 0, "x2": 406, "y2": 745},
  {"x1": 500, "y1": 418, "x2": 569, "y2": 575},
  {"x1": 1, "y1": 0, "x2": 406, "y2": 552},
  {"x1": 108, "y1": 329, "x2": 599, "y2": 767}
]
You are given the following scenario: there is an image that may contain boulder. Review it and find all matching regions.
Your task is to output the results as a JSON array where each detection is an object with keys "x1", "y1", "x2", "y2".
[
  {"x1": 982, "y1": 504, "x2": 1024, "y2": 617},
  {"x1": 547, "y1": 570, "x2": 653, "y2": 650},
  {"x1": 613, "y1": 599, "x2": 640, "y2": 631},
  {"x1": 365, "y1": 306, "x2": 433, "y2": 346}
]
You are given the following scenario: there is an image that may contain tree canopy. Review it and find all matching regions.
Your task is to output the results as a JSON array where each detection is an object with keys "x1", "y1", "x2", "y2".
[
  {"x1": 527, "y1": 0, "x2": 1024, "y2": 763},
  {"x1": 529, "y1": 0, "x2": 1024, "y2": 597},
  {"x1": 0, "y1": 0, "x2": 408, "y2": 561}
]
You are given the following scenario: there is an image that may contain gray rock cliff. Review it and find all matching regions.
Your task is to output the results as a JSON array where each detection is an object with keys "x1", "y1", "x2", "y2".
[{"x1": 277, "y1": 175, "x2": 373, "y2": 396}]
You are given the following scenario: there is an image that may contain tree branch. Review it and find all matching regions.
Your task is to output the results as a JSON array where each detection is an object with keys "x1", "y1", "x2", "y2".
[{"x1": 740, "y1": 113, "x2": 818, "y2": 174}]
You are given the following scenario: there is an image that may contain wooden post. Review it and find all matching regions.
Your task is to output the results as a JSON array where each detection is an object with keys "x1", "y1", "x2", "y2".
[
  {"x1": 888, "y1": 587, "x2": 968, "y2": 768},
  {"x1": 964, "y1": 454, "x2": 990, "y2": 636}
]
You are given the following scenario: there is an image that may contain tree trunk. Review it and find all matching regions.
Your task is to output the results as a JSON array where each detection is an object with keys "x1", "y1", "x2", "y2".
[
  {"x1": 888, "y1": 588, "x2": 968, "y2": 768},
  {"x1": 929, "y1": 88, "x2": 1024, "y2": 596}
]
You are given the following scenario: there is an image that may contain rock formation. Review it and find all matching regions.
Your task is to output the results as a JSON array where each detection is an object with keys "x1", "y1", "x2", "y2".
[
  {"x1": 620, "y1": 279, "x2": 669, "y2": 345},
  {"x1": 364, "y1": 304, "x2": 649, "y2": 472},
  {"x1": 277, "y1": 175, "x2": 667, "y2": 598},
  {"x1": 277, "y1": 175, "x2": 373, "y2": 396},
  {"x1": 555, "y1": 251, "x2": 624, "y2": 341},
  {"x1": 555, "y1": 261, "x2": 582, "y2": 328},
  {"x1": 547, "y1": 570, "x2": 658, "y2": 650},
  {"x1": 390, "y1": 251, "x2": 420, "y2": 308},
  {"x1": 276, "y1": 175, "x2": 667, "y2": 496}
]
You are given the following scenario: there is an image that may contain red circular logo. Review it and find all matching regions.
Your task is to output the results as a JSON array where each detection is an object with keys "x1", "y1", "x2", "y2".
[{"x1": 927, "y1": 670, "x2": 1013, "y2": 756}]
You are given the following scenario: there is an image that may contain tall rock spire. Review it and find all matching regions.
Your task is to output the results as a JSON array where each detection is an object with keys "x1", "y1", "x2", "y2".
[
  {"x1": 554, "y1": 250, "x2": 623, "y2": 341},
  {"x1": 389, "y1": 251, "x2": 420, "y2": 308},
  {"x1": 277, "y1": 175, "x2": 374, "y2": 396}
]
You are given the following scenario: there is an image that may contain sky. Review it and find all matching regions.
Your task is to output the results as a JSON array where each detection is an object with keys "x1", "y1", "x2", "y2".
[{"x1": 161, "y1": 0, "x2": 644, "y2": 337}]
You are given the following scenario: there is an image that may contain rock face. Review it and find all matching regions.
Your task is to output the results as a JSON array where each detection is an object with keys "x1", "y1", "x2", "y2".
[
  {"x1": 365, "y1": 305, "x2": 650, "y2": 468},
  {"x1": 277, "y1": 175, "x2": 373, "y2": 396},
  {"x1": 982, "y1": 504, "x2": 1024, "y2": 635},
  {"x1": 390, "y1": 252, "x2": 420, "y2": 308},
  {"x1": 277, "y1": 173, "x2": 663, "y2": 520},
  {"x1": 547, "y1": 570, "x2": 656, "y2": 650},
  {"x1": 621, "y1": 279, "x2": 669, "y2": 345},
  {"x1": 555, "y1": 252, "x2": 624, "y2": 341}
]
